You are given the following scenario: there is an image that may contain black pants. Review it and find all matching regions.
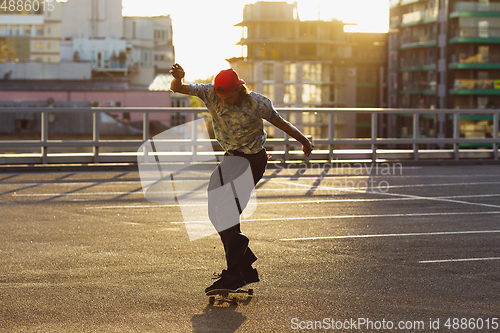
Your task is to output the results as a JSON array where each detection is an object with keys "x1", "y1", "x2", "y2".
[{"x1": 207, "y1": 149, "x2": 267, "y2": 275}]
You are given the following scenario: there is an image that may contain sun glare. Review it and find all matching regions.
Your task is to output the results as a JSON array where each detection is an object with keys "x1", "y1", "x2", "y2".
[{"x1": 121, "y1": 0, "x2": 389, "y2": 81}]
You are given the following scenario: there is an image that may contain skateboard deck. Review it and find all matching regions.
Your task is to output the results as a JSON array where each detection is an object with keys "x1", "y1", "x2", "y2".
[{"x1": 206, "y1": 288, "x2": 254, "y2": 305}]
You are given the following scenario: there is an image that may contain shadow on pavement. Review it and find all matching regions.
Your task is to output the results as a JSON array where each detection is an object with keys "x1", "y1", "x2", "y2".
[{"x1": 191, "y1": 297, "x2": 253, "y2": 333}]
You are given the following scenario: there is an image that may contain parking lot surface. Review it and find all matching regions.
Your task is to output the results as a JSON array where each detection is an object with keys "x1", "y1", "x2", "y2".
[{"x1": 1, "y1": 163, "x2": 499, "y2": 332}]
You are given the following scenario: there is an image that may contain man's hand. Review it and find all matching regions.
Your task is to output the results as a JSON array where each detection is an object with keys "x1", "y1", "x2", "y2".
[
  {"x1": 169, "y1": 63, "x2": 189, "y2": 94},
  {"x1": 170, "y1": 63, "x2": 185, "y2": 80},
  {"x1": 302, "y1": 138, "x2": 314, "y2": 157}
]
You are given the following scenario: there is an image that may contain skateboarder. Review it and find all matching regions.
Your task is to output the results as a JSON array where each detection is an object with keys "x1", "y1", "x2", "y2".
[{"x1": 170, "y1": 63, "x2": 313, "y2": 293}]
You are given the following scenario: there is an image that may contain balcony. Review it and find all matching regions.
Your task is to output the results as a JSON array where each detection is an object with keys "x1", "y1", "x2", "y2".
[
  {"x1": 451, "y1": 79, "x2": 500, "y2": 95},
  {"x1": 400, "y1": 8, "x2": 438, "y2": 27},
  {"x1": 449, "y1": 53, "x2": 500, "y2": 69},
  {"x1": 400, "y1": 57, "x2": 436, "y2": 71},
  {"x1": 450, "y1": 27, "x2": 500, "y2": 43},
  {"x1": 401, "y1": 81, "x2": 436, "y2": 94},
  {"x1": 399, "y1": 34, "x2": 437, "y2": 49},
  {"x1": 451, "y1": 2, "x2": 500, "y2": 17}
]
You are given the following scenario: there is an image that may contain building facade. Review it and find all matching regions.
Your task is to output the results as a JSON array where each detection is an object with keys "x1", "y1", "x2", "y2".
[
  {"x1": 228, "y1": 1, "x2": 387, "y2": 140},
  {"x1": 389, "y1": 0, "x2": 500, "y2": 140},
  {"x1": 60, "y1": 0, "x2": 123, "y2": 40},
  {"x1": 0, "y1": 0, "x2": 62, "y2": 63},
  {"x1": 123, "y1": 15, "x2": 175, "y2": 86}
]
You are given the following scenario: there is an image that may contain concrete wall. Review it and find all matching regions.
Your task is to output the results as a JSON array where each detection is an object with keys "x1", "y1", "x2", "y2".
[
  {"x1": 128, "y1": 65, "x2": 155, "y2": 86},
  {"x1": 123, "y1": 16, "x2": 172, "y2": 41},
  {"x1": 61, "y1": 0, "x2": 123, "y2": 39}
]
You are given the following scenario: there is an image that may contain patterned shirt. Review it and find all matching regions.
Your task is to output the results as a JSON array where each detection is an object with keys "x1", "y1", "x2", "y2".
[{"x1": 189, "y1": 83, "x2": 279, "y2": 154}]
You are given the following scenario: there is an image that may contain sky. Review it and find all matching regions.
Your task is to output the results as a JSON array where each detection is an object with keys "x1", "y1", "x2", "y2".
[{"x1": 122, "y1": 0, "x2": 389, "y2": 82}]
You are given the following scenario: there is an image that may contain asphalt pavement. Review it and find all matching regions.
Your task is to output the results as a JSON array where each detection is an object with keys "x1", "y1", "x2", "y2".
[{"x1": 1, "y1": 163, "x2": 500, "y2": 332}]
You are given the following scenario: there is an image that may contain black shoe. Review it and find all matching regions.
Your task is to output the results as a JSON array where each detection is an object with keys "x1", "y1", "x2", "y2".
[
  {"x1": 243, "y1": 267, "x2": 260, "y2": 284},
  {"x1": 205, "y1": 270, "x2": 246, "y2": 293}
]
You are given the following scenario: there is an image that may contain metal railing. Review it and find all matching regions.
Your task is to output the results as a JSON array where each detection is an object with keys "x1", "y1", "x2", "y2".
[
  {"x1": 455, "y1": 1, "x2": 500, "y2": 12},
  {"x1": 0, "y1": 107, "x2": 499, "y2": 165},
  {"x1": 453, "y1": 27, "x2": 500, "y2": 39}
]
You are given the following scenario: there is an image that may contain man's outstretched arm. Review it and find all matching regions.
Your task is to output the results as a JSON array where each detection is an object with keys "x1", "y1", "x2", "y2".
[
  {"x1": 270, "y1": 116, "x2": 313, "y2": 157},
  {"x1": 169, "y1": 63, "x2": 190, "y2": 95}
]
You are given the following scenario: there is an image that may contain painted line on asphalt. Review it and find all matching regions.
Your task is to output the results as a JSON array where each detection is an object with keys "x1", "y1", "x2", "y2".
[
  {"x1": 3, "y1": 177, "x2": 500, "y2": 188},
  {"x1": 280, "y1": 229, "x2": 500, "y2": 241},
  {"x1": 419, "y1": 257, "x2": 500, "y2": 264},
  {"x1": 275, "y1": 180, "x2": 500, "y2": 209},
  {"x1": 82, "y1": 193, "x2": 500, "y2": 209},
  {"x1": 12, "y1": 191, "x2": 145, "y2": 197},
  {"x1": 169, "y1": 211, "x2": 500, "y2": 225},
  {"x1": 86, "y1": 197, "x2": 412, "y2": 209}
]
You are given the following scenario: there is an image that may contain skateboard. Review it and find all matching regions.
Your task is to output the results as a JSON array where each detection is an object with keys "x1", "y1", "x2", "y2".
[{"x1": 206, "y1": 288, "x2": 254, "y2": 305}]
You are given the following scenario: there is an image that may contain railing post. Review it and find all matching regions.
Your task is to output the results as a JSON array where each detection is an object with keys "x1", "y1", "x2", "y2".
[
  {"x1": 453, "y1": 112, "x2": 460, "y2": 160},
  {"x1": 93, "y1": 111, "x2": 100, "y2": 164},
  {"x1": 413, "y1": 113, "x2": 419, "y2": 161},
  {"x1": 41, "y1": 111, "x2": 48, "y2": 164},
  {"x1": 191, "y1": 111, "x2": 198, "y2": 163},
  {"x1": 143, "y1": 111, "x2": 150, "y2": 142},
  {"x1": 371, "y1": 112, "x2": 377, "y2": 162},
  {"x1": 328, "y1": 112, "x2": 335, "y2": 162},
  {"x1": 142, "y1": 111, "x2": 150, "y2": 164},
  {"x1": 494, "y1": 111, "x2": 499, "y2": 160},
  {"x1": 284, "y1": 111, "x2": 290, "y2": 162}
]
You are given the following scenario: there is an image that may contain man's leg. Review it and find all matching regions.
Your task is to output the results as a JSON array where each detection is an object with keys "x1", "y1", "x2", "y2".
[
  {"x1": 206, "y1": 151, "x2": 267, "y2": 291},
  {"x1": 236, "y1": 149, "x2": 267, "y2": 283},
  {"x1": 205, "y1": 156, "x2": 249, "y2": 291}
]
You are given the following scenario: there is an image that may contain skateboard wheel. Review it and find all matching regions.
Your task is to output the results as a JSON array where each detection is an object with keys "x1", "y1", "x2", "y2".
[
  {"x1": 248, "y1": 289, "x2": 254, "y2": 296},
  {"x1": 231, "y1": 297, "x2": 238, "y2": 305},
  {"x1": 209, "y1": 296, "x2": 215, "y2": 304}
]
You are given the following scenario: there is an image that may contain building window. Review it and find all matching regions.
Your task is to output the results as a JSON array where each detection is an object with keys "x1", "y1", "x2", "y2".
[
  {"x1": 263, "y1": 63, "x2": 274, "y2": 81},
  {"x1": 302, "y1": 84, "x2": 322, "y2": 103},
  {"x1": 284, "y1": 84, "x2": 296, "y2": 103},
  {"x1": 478, "y1": 71, "x2": 488, "y2": 80},
  {"x1": 284, "y1": 63, "x2": 296, "y2": 82},
  {"x1": 263, "y1": 84, "x2": 275, "y2": 100},
  {"x1": 478, "y1": 46, "x2": 489, "y2": 62},
  {"x1": 35, "y1": 43, "x2": 44, "y2": 49},
  {"x1": 303, "y1": 63, "x2": 322, "y2": 82},
  {"x1": 477, "y1": 97, "x2": 488, "y2": 109}
]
